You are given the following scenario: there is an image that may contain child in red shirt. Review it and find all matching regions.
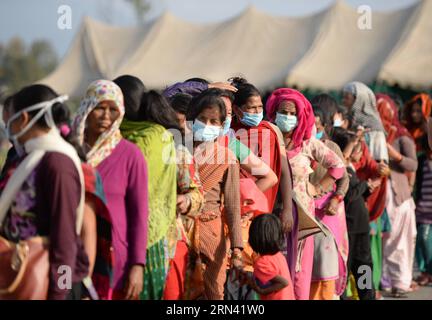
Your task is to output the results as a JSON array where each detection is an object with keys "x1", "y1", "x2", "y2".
[{"x1": 243, "y1": 214, "x2": 295, "y2": 300}]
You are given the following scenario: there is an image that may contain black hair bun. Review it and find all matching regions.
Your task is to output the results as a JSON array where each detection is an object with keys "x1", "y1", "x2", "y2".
[
  {"x1": 52, "y1": 101, "x2": 70, "y2": 125},
  {"x1": 229, "y1": 77, "x2": 248, "y2": 88}
]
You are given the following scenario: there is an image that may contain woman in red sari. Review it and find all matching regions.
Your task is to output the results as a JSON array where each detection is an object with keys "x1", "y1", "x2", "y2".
[
  {"x1": 230, "y1": 78, "x2": 293, "y2": 227},
  {"x1": 229, "y1": 77, "x2": 296, "y2": 281}
]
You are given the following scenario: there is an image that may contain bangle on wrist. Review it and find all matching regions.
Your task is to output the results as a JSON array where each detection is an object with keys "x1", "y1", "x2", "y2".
[{"x1": 333, "y1": 194, "x2": 344, "y2": 203}]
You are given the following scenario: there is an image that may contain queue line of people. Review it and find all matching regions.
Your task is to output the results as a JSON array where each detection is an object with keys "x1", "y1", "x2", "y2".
[{"x1": 0, "y1": 75, "x2": 431, "y2": 300}]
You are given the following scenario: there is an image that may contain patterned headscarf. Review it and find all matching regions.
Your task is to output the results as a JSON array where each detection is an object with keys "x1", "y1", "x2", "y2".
[
  {"x1": 73, "y1": 80, "x2": 125, "y2": 168},
  {"x1": 266, "y1": 88, "x2": 315, "y2": 156},
  {"x1": 342, "y1": 81, "x2": 384, "y2": 132}
]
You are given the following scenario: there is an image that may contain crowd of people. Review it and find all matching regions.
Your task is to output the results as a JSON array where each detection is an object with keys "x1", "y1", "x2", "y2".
[{"x1": 0, "y1": 75, "x2": 431, "y2": 300}]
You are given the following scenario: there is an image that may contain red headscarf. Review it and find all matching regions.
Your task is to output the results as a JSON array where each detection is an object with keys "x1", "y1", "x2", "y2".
[
  {"x1": 376, "y1": 93, "x2": 412, "y2": 144},
  {"x1": 404, "y1": 93, "x2": 432, "y2": 139},
  {"x1": 265, "y1": 88, "x2": 315, "y2": 157}
]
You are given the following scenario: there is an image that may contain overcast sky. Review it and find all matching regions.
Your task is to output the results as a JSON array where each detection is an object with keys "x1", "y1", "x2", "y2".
[{"x1": 0, "y1": 0, "x2": 418, "y2": 58}]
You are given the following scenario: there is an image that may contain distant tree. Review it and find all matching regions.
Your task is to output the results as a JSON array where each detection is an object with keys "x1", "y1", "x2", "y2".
[
  {"x1": 0, "y1": 38, "x2": 57, "y2": 93},
  {"x1": 29, "y1": 40, "x2": 58, "y2": 78},
  {"x1": 126, "y1": 0, "x2": 152, "y2": 24}
]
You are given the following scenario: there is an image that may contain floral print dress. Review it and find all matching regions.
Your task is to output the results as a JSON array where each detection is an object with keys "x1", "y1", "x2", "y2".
[
  {"x1": 0, "y1": 158, "x2": 39, "y2": 242},
  {"x1": 288, "y1": 137, "x2": 345, "y2": 223}
]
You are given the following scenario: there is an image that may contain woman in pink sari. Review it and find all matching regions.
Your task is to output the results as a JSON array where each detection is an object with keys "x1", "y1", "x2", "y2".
[{"x1": 266, "y1": 88, "x2": 347, "y2": 300}]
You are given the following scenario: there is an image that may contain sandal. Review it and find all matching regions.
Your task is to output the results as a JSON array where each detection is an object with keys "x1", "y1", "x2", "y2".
[
  {"x1": 415, "y1": 273, "x2": 430, "y2": 286},
  {"x1": 391, "y1": 288, "x2": 409, "y2": 298}
]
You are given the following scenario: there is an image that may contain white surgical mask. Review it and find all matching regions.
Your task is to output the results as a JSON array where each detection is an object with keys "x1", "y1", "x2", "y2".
[
  {"x1": 192, "y1": 119, "x2": 222, "y2": 142},
  {"x1": 5, "y1": 95, "x2": 68, "y2": 156},
  {"x1": 333, "y1": 119, "x2": 343, "y2": 127},
  {"x1": 275, "y1": 113, "x2": 297, "y2": 133}
]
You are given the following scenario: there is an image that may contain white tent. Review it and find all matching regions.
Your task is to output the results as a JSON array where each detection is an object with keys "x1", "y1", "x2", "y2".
[
  {"x1": 378, "y1": 0, "x2": 432, "y2": 89},
  {"x1": 39, "y1": 17, "x2": 153, "y2": 97},
  {"x1": 286, "y1": 0, "x2": 417, "y2": 90},
  {"x1": 39, "y1": 0, "x2": 431, "y2": 97},
  {"x1": 40, "y1": 6, "x2": 326, "y2": 96},
  {"x1": 117, "y1": 7, "x2": 327, "y2": 90}
]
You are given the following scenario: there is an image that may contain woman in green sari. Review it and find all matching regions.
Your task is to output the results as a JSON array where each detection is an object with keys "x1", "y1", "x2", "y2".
[{"x1": 115, "y1": 76, "x2": 180, "y2": 300}]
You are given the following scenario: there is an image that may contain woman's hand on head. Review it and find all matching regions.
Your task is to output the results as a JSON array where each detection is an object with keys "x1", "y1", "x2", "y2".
[{"x1": 208, "y1": 82, "x2": 238, "y2": 92}]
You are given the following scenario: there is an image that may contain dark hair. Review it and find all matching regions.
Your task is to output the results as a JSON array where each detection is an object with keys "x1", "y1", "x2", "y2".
[
  {"x1": 10, "y1": 84, "x2": 68, "y2": 129},
  {"x1": 187, "y1": 90, "x2": 227, "y2": 123},
  {"x1": 334, "y1": 104, "x2": 359, "y2": 130},
  {"x1": 312, "y1": 105, "x2": 326, "y2": 127},
  {"x1": 387, "y1": 93, "x2": 403, "y2": 110},
  {"x1": 113, "y1": 75, "x2": 146, "y2": 121},
  {"x1": 331, "y1": 127, "x2": 357, "y2": 152},
  {"x1": 170, "y1": 93, "x2": 193, "y2": 115},
  {"x1": 249, "y1": 214, "x2": 284, "y2": 255},
  {"x1": 311, "y1": 94, "x2": 338, "y2": 126},
  {"x1": 415, "y1": 98, "x2": 423, "y2": 106},
  {"x1": 219, "y1": 89, "x2": 234, "y2": 103},
  {"x1": 138, "y1": 90, "x2": 182, "y2": 131},
  {"x1": 184, "y1": 77, "x2": 210, "y2": 84},
  {"x1": 336, "y1": 104, "x2": 349, "y2": 119},
  {"x1": 229, "y1": 77, "x2": 261, "y2": 107},
  {"x1": 52, "y1": 102, "x2": 70, "y2": 125},
  {"x1": 2, "y1": 95, "x2": 14, "y2": 114}
]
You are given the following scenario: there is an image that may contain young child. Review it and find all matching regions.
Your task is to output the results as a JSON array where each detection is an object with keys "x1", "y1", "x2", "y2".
[{"x1": 243, "y1": 214, "x2": 295, "y2": 300}]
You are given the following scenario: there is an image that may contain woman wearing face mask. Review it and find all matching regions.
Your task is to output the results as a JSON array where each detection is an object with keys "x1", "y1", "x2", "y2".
[
  {"x1": 229, "y1": 78, "x2": 297, "y2": 289},
  {"x1": 73, "y1": 80, "x2": 149, "y2": 300},
  {"x1": 310, "y1": 105, "x2": 350, "y2": 300},
  {"x1": 230, "y1": 78, "x2": 294, "y2": 230},
  {"x1": 202, "y1": 88, "x2": 279, "y2": 300},
  {"x1": 266, "y1": 88, "x2": 346, "y2": 300},
  {"x1": 206, "y1": 88, "x2": 279, "y2": 192},
  {"x1": 186, "y1": 91, "x2": 243, "y2": 300},
  {"x1": 0, "y1": 84, "x2": 88, "y2": 300}
]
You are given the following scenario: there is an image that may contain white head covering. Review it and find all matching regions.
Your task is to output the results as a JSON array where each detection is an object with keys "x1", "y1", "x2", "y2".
[{"x1": 342, "y1": 81, "x2": 384, "y2": 132}]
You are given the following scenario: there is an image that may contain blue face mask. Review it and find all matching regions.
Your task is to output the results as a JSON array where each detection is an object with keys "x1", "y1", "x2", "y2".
[
  {"x1": 316, "y1": 131, "x2": 324, "y2": 140},
  {"x1": 193, "y1": 119, "x2": 221, "y2": 142},
  {"x1": 333, "y1": 119, "x2": 343, "y2": 127},
  {"x1": 241, "y1": 111, "x2": 263, "y2": 127},
  {"x1": 275, "y1": 113, "x2": 297, "y2": 133},
  {"x1": 222, "y1": 116, "x2": 232, "y2": 136}
]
